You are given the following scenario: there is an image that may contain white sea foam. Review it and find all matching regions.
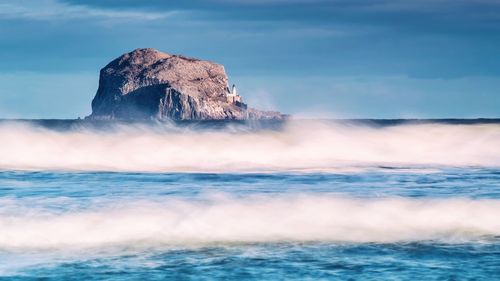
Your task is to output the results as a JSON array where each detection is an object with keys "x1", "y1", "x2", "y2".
[
  {"x1": 0, "y1": 120, "x2": 499, "y2": 172},
  {"x1": 0, "y1": 195, "x2": 499, "y2": 250}
]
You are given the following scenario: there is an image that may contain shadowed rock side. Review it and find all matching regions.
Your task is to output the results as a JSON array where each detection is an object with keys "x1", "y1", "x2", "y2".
[{"x1": 87, "y1": 48, "x2": 284, "y2": 120}]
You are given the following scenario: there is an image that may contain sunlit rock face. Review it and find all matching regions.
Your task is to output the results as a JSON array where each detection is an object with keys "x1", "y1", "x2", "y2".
[{"x1": 87, "y1": 48, "x2": 284, "y2": 120}]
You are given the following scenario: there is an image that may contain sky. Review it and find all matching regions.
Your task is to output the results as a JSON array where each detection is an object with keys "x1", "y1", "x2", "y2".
[{"x1": 0, "y1": 0, "x2": 499, "y2": 119}]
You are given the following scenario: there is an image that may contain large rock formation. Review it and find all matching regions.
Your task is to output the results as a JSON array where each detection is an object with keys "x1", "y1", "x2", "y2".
[{"x1": 87, "y1": 48, "x2": 284, "y2": 120}]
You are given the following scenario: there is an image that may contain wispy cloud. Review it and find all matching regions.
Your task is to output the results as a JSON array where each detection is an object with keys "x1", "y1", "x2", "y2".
[
  {"x1": 0, "y1": 0, "x2": 174, "y2": 22},
  {"x1": 211, "y1": 0, "x2": 329, "y2": 5}
]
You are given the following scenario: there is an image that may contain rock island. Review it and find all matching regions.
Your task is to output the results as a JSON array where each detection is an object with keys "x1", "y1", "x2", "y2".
[{"x1": 87, "y1": 48, "x2": 284, "y2": 120}]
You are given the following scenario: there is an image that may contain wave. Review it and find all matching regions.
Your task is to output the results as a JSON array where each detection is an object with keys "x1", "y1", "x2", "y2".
[
  {"x1": 1, "y1": 195, "x2": 500, "y2": 250},
  {"x1": 0, "y1": 120, "x2": 499, "y2": 172}
]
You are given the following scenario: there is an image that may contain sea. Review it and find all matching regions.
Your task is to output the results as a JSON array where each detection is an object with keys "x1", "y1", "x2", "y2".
[{"x1": 0, "y1": 119, "x2": 499, "y2": 280}]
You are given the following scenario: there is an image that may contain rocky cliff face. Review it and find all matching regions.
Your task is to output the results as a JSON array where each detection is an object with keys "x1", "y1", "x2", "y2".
[{"x1": 87, "y1": 48, "x2": 284, "y2": 120}]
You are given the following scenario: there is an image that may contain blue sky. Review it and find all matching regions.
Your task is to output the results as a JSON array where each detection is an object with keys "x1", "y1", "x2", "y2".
[{"x1": 0, "y1": 0, "x2": 499, "y2": 118}]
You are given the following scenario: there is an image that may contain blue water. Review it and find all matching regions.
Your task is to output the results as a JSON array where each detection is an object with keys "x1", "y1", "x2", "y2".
[
  {"x1": 1, "y1": 169, "x2": 500, "y2": 280},
  {"x1": 1, "y1": 120, "x2": 500, "y2": 279}
]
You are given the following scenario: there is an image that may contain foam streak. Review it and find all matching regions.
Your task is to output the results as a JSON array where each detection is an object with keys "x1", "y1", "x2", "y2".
[
  {"x1": 1, "y1": 195, "x2": 499, "y2": 250},
  {"x1": 0, "y1": 121, "x2": 499, "y2": 172}
]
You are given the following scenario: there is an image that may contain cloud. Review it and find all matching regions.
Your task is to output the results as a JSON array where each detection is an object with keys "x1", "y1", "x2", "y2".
[
  {"x1": 54, "y1": 0, "x2": 500, "y2": 32},
  {"x1": 211, "y1": 0, "x2": 330, "y2": 5},
  {"x1": 0, "y1": 0, "x2": 175, "y2": 22}
]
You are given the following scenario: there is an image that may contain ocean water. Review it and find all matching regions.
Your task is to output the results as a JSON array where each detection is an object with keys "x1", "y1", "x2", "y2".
[{"x1": 1, "y1": 120, "x2": 500, "y2": 280}]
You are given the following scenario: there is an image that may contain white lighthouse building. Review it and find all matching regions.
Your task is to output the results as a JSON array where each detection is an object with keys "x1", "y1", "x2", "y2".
[
  {"x1": 231, "y1": 84, "x2": 238, "y2": 96},
  {"x1": 227, "y1": 84, "x2": 242, "y2": 103}
]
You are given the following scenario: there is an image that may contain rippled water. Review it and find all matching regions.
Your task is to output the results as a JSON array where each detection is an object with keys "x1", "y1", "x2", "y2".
[
  {"x1": 1, "y1": 169, "x2": 500, "y2": 280},
  {"x1": 1, "y1": 120, "x2": 500, "y2": 280}
]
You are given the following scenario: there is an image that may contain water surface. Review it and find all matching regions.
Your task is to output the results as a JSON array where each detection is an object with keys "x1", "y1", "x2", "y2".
[{"x1": 1, "y1": 120, "x2": 499, "y2": 280}]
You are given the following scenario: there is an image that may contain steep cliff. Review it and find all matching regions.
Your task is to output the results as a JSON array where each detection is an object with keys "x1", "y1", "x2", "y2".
[{"x1": 87, "y1": 48, "x2": 284, "y2": 120}]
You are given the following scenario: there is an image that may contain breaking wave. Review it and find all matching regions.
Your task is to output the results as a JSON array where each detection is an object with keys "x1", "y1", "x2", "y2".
[
  {"x1": 0, "y1": 120, "x2": 500, "y2": 172},
  {"x1": 1, "y1": 195, "x2": 500, "y2": 250}
]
